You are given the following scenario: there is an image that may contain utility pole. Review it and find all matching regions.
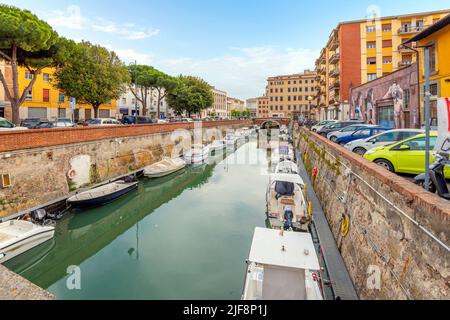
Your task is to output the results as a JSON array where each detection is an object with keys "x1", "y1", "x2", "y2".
[
  {"x1": 424, "y1": 46, "x2": 431, "y2": 191},
  {"x1": 134, "y1": 60, "x2": 138, "y2": 124}
]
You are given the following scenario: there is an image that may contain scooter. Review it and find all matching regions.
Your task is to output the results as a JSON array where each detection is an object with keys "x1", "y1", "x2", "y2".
[{"x1": 414, "y1": 152, "x2": 450, "y2": 200}]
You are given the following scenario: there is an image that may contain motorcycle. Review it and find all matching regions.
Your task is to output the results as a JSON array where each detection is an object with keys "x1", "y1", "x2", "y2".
[{"x1": 414, "y1": 152, "x2": 450, "y2": 200}]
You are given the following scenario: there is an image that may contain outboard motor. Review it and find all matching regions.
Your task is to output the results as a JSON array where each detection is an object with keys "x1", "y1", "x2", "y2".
[
  {"x1": 284, "y1": 206, "x2": 294, "y2": 231},
  {"x1": 31, "y1": 209, "x2": 47, "y2": 222},
  {"x1": 414, "y1": 152, "x2": 450, "y2": 200}
]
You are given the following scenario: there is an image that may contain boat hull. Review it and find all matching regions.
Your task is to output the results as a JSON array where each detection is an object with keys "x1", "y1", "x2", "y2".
[
  {"x1": 68, "y1": 182, "x2": 139, "y2": 208},
  {"x1": 0, "y1": 227, "x2": 55, "y2": 264}
]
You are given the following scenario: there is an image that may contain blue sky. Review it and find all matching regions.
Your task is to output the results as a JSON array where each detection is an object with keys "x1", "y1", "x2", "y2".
[{"x1": 3, "y1": 0, "x2": 450, "y2": 98}]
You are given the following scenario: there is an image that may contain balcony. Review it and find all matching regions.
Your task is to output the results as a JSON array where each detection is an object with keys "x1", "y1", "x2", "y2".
[
  {"x1": 329, "y1": 52, "x2": 340, "y2": 65},
  {"x1": 398, "y1": 61, "x2": 413, "y2": 68},
  {"x1": 329, "y1": 40, "x2": 339, "y2": 51},
  {"x1": 398, "y1": 25, "x2": 428, "y2": 35},
  {"x1": 329, "y1": 68, "x2": 340, "y2": 78},
  {"x1": 329, "y1": 80, "x2": 340, "y2": 90},
  {"x1": 319, "y1": 78, "x2": 326, "y2": 86}
]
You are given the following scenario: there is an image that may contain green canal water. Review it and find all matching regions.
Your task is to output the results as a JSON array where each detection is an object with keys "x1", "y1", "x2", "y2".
[{"x1": 5, "y1": 140, "x2": 273, "y2": 300}]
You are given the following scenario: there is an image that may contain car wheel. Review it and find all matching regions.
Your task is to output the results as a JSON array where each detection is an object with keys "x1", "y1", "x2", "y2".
[
  {"x1": 312, "y1": 129, "x2": 316, "y2": 132},
  {"x1": 330, "y1": 136, "x2": 337, "y2": 142},
  {"x1": 374, "y1": 159, "x2": 395, "y2": 172},
  {"x1": 353, "y1": 147, "x2": 367, "y2": 156}
]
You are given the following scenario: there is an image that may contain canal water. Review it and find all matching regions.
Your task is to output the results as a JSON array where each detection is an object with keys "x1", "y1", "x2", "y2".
[{"x1": 5, "y1": 139, "x2": 273, "y2": 300}]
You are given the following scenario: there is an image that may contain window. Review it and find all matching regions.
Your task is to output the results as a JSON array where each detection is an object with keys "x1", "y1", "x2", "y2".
[
  {"x1": 121, "y1": 97, "x2": 126, "y2": 104},
  {"x1": 373, "y1": 131, "x2": 400, "y2": 142},
  {"x1": 270, "y1": 89, "x2": 273, "y2": 93},
  {"x1": 58, "y1": 93, "x2": 65, "y2": 103},
  {"x1": 382, "y1": 40, "x2": 392, "y2": 48},
  {"x1": 288, "y1": 88, "x2": 291, "y2": 93},
  {"x1": 43, "y1": 73, "x2": 50, "y2": 82},
  {"x1": 26, "y1": 89, "x2": 32, "y2": 101},
  {"x1": 131, "y1": 98, "x2": 136, "y2": 104},
  {"x1": 367, "y1": 57, "x2": 377, "y2": 65},
  {"x1": 288, "y1": 96, "x2": 291, "y2": 101},
  {"x1": 293, "y1": 96, "x2": 297, "y2": 101},
  {"x1": 401, "y1": 137, "x2": 437, "y2": 151},
  {"x1": 404, "y1": 89, "x2": 410, "y2": 109},
  {"x1": 270, "y1": 97, "x2": 273, "y2": 101},
  {"x1": 305, "y1": 80, "x2": 308, "y2": 84},
  {"x1": 25, "y1": 71, "x2": 33, "y2": 80},
  {"x1": 293, "y1": 81, "x2": 297, "y2": 84},
  {"x1": 353, "y1": 129, "x2": 371, "y2": 137},
  {"x1": 367, "y1": 41, "x2": 376, "y2": 49},
  {"x1": 280, "y1": 88, "x2": 283, "y2": 93},
  {"x1": 275, "y1": 97, "x2": 278, "y2": 102},
  {"x1": 366, "y1": 25, "x2": 376, "y2": 33},
  {"x1": 429, "y1": 43, "x2": 437, "y2": 73},
  {"x1": 288, "y1": 81, "x2": 291, "y2": 85},
  {"x1": 382, "y1": 24, "x2": 392, "y2": 32},
  {"x1": 382, "y1": 56, "x2": 392, "y2": 64},
  {"x1": 367, "y1": 73, "x2": 377, "y2": 81},
  {"x1": 280, "y1": 97, "x2": 283, "y2": 102}
]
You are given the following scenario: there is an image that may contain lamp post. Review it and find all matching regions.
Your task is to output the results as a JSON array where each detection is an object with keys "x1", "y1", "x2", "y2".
[
  {"x1": 129, "y1": 61, "x2": 138, "y2": 124},
  {"x1": 307, "y1": 96, "x2": 313, "y2": 120}
]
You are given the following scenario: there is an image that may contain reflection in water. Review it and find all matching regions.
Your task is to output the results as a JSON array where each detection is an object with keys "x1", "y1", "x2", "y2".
[{"x1": 5, "y1": 140, "x2": 270, "y2": 300}]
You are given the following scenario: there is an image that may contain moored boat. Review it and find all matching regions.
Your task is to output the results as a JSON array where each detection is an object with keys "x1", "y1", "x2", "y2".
[
  {"x1": 209, "y1": 140, "x2": 226, "y2": 152},
  {"x1": 183, "y1": 144, "x2": 210, "y2": 164},
  {"x1": 0, "y1": 220, "x2": 55, "y2": 264},
  {"x1": 67, "y1": 179, "x2": 139, "y2": 208},
  {"x1": 143, "y1": 158, "x2": 186, "y2": 178},
  {"x1": 275, "y1": 160, "x2": 299, "y2": 175},
  {"x1": 266, "y1": 173, "x2": 308, "y2": 232},
  {"x1": 242, "y1": 227, "x2": 323, "y2": 300}
]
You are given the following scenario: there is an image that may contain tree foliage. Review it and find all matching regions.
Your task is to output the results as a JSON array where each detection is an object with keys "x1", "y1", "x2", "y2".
[
  {"x1": 128, "y1": 65, "x2": 177, "y2": 117},
  {"x1": 166, "y1": 75, "x2": 213, "y2": 117},
  {"x1": 231, "y1": 109, "x2": 241, "y2": 118},
  {"x1": 54, "y1": 41, "x2": 130, "y2": 118},
  {"x1": 0, "y1": 4, "x2": 62, "y2": 124}
]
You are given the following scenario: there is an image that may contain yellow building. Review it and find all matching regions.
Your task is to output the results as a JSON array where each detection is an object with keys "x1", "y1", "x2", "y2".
[
  {"x1": 227, "y1": 97, "x2": 246, "y2": 112},
  {"x1": 267, "y1": 70, "x2": 317, "y2": 118},
  {"x1": 18, "y1": 67, "x2": 116, "y2": 121},
  {"x1": 257, "y1": 96, "x2": 269, "y2": 117},
  {"x1": 0, "y1": 59, "x2": 12, "y2": 119},
  {"x1": 404, "y1": 14, "x2": 450, "y2": 120},
  {"x1": 202, "y1": 87, "x2": 228, "y2": 118}
]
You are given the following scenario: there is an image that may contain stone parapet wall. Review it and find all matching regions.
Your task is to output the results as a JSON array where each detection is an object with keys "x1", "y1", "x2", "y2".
[{"x1": 295, "y1": 127, "x2": 450, "y2": 300}]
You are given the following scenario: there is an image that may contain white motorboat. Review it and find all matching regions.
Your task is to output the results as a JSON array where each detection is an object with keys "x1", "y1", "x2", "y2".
[
  {"x1": 209, "y1": 140, "x2": 226, "y2": 152},
  {"x1": 275, "y1": 160, "x2": 299, "y2": 175},
  {"x1": 271, "y1": 146, "x2": 295, "y2": 165},
  {"x1": 0, "y1": 220, "x2": 55, "y2": 264},
  {"x1": 266, "y1": 173, "x2": 308, "y2": 231},
  {"x1": 242, "y1": 227, "x2": 323, "y2": 300},
  {"x1": 225, "y1": 134, "x2": 237, "y2": 147},
  {"x1": 67, "y1": 179, "x2": 139, "y2": 207},
  {"x1": 143, "y1": 158, "x2": 186, "y2": 178},
  {"x1": 184, "y1": 144, "x2": 210, "y2": 164}
]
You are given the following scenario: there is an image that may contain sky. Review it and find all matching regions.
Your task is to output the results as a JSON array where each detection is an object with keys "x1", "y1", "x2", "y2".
[{"x1": 3, "y1": 0, "x2": 450, "y2": 99}]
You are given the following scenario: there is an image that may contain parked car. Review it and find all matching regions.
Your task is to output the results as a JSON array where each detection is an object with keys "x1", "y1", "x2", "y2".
[
  {"x1": 344, "y1": 129, "x2": 424, "y2": 156},
  {"x1": 317, "y1": 120, "x2": 364, "y2": 137},
  {"x1": 54, "y1": 118, "x2": 76, "y2": 127},
  {"x1": 86, "y1": 118, "x2": 122, "y2": 126},
  {"x1": 335, "y1": 127, "x2": 390, "y2": 145},
  {"x1": 122, "y1": 115, "x2": 158, "y2": 125},
  {"x1": 327, "y1": 124, "x2": 374, "y2": 142},
  {"x1": 20, "y1": 118, "x2": 42, "y2": 129},
  {"x1": 180, "y1": 118, "x2": 194, "y2": 123},
  {"x1": 363, "y1": 132, "x2": 450, "y2": 177},
  {"x1": 0, "y1": 117, "x2": 28, "y2": 131},
  {"x1": 157, "y1": 119, "x2": 169, "y2": 124},
  {"x1": 32, "y1": 120, "x2": 54, "y2": 129},
  {"x1": 311, "y1": 120, "x2": 337, "y2": 132}
]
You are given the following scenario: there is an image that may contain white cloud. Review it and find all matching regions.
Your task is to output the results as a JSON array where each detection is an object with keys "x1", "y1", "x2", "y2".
[
  {"x1": 109, "y1": 47, "x2": 154, "y2": 65},
  {"x1": 42, "y1": 5, "x2": 159, "y2": 40},
  {"x1": 157, "y1": 46, "x2": 319, "y2": 99}
]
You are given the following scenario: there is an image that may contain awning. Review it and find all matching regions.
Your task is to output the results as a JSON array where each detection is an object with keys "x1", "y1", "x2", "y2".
[{"x1": 270, "y1": 173, "x2": 304, "y2": 186}]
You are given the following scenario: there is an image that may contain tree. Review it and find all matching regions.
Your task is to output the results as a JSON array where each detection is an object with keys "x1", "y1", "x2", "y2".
[
  {"x1": 154, "y1": 73, "x2": 178, "y2": 119},
  {"x1": 242, "y1": 109, "x2": 251, "y2": 118},
  {"x1": 128, "y1": 64, "x2": 157, "y2": 116},
  {"x1": 166, "y1": 75, "x2": 213, "y2": 117},
  {"x1": 231, "y1": 109, "x2": 241, "y2": 118},
  {"x1": 0, "y1": 4, "x2": 61, "y2": 124},
  {"x1": 54, "y1": 41, "x2": 130, "y2": 118}
]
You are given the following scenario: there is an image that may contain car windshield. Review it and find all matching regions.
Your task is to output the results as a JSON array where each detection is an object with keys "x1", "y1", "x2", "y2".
[
  {"x1": 0, "y1": 118, "x2": 14, "y2": 128},
  {"x1": 90, "y1": 119, "x2": 102, "y2": 124}
]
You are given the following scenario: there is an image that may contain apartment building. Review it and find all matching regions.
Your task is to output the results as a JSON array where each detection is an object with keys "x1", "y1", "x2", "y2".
[
  {"x1": 0, "y1": 59, "x2": 12, "y2": 119},
  {"x1": 245, "y1": 98, "x2": 258, "y2": 117},
  {"x1": 18, "y1": 67, "x2": 116, "y2": 121},
  {"x1": 117, "y1": 87, "x2": 172, "y2": 119},
  {"x1": 316, "y1": 9, "x2": 450, "y2": 121},
  {"x1": 201, "y1": 87, "x2": 228, "y2": 118},
  {"x1": 227, "y1": 97, "x2": 246, "y2": 112},
  {"x1": 267, "y1": 70, "x2": 317, "y2": 118},
  {"x1": 257, "y1": 96, "x2": 269, "y2": 117}
]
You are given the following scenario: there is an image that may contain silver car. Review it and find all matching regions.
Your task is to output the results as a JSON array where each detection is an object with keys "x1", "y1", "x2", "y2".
[
  {"x1": 344, "y1": 129, "x2": 424, "y2": 156},
  {"x1": 327, "y1": 124, "x2": 376, "y2": 142}
]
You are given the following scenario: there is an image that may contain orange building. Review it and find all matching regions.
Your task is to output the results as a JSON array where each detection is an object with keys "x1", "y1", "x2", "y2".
[{"x1": 257, "y1": 96, "x2": 269, "y2": 117}]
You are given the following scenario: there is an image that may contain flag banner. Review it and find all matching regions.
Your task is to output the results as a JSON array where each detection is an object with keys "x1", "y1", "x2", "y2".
[{"x1": 435, "y1": 98, "x2": 450, "y2": 153}]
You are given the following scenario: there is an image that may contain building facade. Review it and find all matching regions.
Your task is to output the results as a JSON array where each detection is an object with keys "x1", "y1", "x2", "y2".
[
  {"x1": 316, "y1": 9, "x2": 450, "y2": 121},
  {"x1": 246, "y1": 98, "x2": 258, "y2": 117},
  {"x1": 349, "y1": 63, "x2": 419, "y2": 129},
  {"x1": 0, "y1": 59, "x2": 12, "y2": 120},
  {"x1": 267, "y1": 70, "x2": 317, "y2": 118},
  {"x1": 227, "y1": 97, "x2": 246, "y2": 112},
  {"x1": 405, "y1": 14, "x2": 450, "y2": 122},
  {"x1": 201, "y1": 88, "x2": 228, "y2": 118},
  {"x1": 17, "y1": 67, "x2": 116, "y2": 121},
  {"x1": 257, "y1": 96, "x2": 269, "y2": 117},
  {"x1": 116, "y1": 87, "x2": 172, "y2": 119}
]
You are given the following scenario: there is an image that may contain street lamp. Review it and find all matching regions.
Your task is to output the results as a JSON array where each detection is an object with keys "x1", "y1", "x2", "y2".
[{"x1": 307, "y1": 96, "x2": 313, "y2": 120}]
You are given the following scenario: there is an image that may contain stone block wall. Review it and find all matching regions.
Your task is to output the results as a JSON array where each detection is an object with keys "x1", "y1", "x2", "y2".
[
  {"x1": 295, "y1": 127, "x2": 450, "y2": 300},
  {"x1": 0, "y1": 121, "x2": 249, "y2": 218}
]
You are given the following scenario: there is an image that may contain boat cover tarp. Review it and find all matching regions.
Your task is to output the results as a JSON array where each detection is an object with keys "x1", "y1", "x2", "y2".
[
  {"x1": 275, "y1": 181, "x2": 294, "y2": 196},
  {"x1": 262, "y1": 266, "x2": 306, "y2": 300}
]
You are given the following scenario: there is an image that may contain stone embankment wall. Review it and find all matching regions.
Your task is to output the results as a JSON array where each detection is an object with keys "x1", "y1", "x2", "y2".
[
  {"x1": 295, "y1": 127, "x2": 450, "y2": 300},
  {"x1": 0, "y1": 121, "x2": 249, "y2": 218}
]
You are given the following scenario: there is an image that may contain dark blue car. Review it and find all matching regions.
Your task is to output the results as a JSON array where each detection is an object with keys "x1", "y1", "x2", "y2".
[{"x1": 335, "y1": 127, "x2": 390, "y2": 145}]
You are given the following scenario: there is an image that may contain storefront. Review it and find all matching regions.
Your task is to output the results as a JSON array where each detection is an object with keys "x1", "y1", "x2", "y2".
[{"x1": 376, "y1": 104, "x2": 395, "y2": 128}]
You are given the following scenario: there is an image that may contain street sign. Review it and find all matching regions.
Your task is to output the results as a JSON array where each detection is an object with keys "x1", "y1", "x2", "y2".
[
  {"x1": 69, "y1": 98, "x2": 76, "y2": 110},
  {"x1": 435, "y1": 98, "x2": 450, "y2": 154}
]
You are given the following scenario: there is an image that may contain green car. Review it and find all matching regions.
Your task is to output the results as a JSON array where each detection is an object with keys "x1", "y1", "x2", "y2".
[{"x1": 363, "y1": 132, "x2": 450, "y2": 178}]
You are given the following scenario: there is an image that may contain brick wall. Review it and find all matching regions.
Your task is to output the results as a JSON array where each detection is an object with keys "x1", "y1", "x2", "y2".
[
  {"x1": 0, "y1": 120, "x2": 250, "y2": 153},
  {"x1": 340, "y1": 23, "x2": 362, "y2": 101},
  {"x1": 295, "y1": 127, "x2": 450, "y2": 299}
]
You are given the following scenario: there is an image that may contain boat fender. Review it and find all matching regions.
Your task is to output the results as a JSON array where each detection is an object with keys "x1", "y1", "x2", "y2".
[{"x1": 312, "y1": 167, "x2": 318, "y2": 178}]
